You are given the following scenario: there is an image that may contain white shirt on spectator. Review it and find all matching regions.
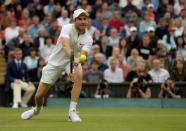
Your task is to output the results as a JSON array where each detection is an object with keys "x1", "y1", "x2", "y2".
[
  {"x1": 104, "y1": 67, "x2": 124, "y2": 83},
  {"x1": 148, "y1": 68, "x2": 170, "y2": 83},
  {"x1": 57, "y1": 17, "x2": 70, "y2": 28},
  {"x1": 5, "y1": 26, "x2": 19, "y2": 43},
  {"x1": 108, "y1": 36, "x2": 119, "y2": 47},
  {"x1": 23, "y1": 56, "x2": 39, "y2": 70}
]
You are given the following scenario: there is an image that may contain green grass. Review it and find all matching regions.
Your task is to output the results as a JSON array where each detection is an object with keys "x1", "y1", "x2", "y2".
[{"x1": 0, "y1": 108, "x2": 186, "y2": 131}]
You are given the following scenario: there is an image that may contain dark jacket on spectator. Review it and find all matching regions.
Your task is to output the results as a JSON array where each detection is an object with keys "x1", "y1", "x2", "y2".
[{"x1": 6, "y1": 60, "x2": 30, "y2": 83}]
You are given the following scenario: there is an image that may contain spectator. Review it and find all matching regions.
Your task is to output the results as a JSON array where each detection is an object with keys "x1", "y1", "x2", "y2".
[
  {"x1": 171, "y1": 60, "x2": 186, "y2": 81},
  {"x1": 92, "y1": 10, "x2": 102, "y2": 32},
  {"x1": 155, "y1": 39, "x2": 167, "y2": 56},
  {"x1": 87, "y1": 44, "x2": 100, "y2": 67},
  {"x1": 155, "y1": 18, "x2": 168, "y2": 39},
  {"x1": 23, "y1": 48, "x2": 39, "y2": 81},
  {"x1": 159, "y1": 78, "x2": 181, "y2": 99},
  {"x1": 180, "y1": 9, "x2": 186, "y2": 27},
  {"x1": 182, "y1": 27, "x2": 186, "y2": 44},
  {"x1": 7, "y1": 28, "x2": 26, "y2": 51},
  {"x1": 57, "y1": 9, "x2": 70, "y2": 28},
  {"x1": 126, "y1": 48, "x2": 143, "y2": 69},
  {"x1": 109, "y1": 10, "x2": 124, "y2": 32},
  {"x1": 108, "y1": 28, "x2": 120, "y2": 47},
  {"x1": 157, "y1": 0, "x2": 169, "y2": 19},
  {"x1": 100, "y1": 2, "x2": 112, "y2": 19},
  {"x1": 104, "y1": 57, "x2": 124, "y2": 83},
  {"x1": 53, "y1": 3, "x2": 62, "y2": 18},
  {"x1": 120, "y1": 19, "x2": 137, "y2": 38},
  {"x1": 49, "y1": 21, "x2": 61, "y2": 42},
  {"x1": 100, "y1": 16, "x2": 112, "y2": 36},
  {"x1": 36, "y1": 57, "x2": 46, "y2": 81},
  {"x1": 40, "y1": 37, "x2": 55, "y2": 62},
  {"x1": 23, "y1": 48, "x2": 39, "y2": 70},
  {"x1": 174, "y1": 0, "x2": 186, "y2": 15},
  {"x1": 27, "y1": 0, "x2": 44, "y2": 20},
  {"x1": 148, "y1": 58, "x2": 170, "y2": 83},
  {"x1": 43, "y1": 0, "x2": 55, "y2": 15},
  {"x1": 27, "y1": 15, "x2": 43, "y2": 39},
  {"x1": 139, "y1": 11, "x2": 157, "y2": 35},
  {"x1": 147, "y1": 26, "x2": 159, "y2": 54},
  {"x1": 174, "y1": 17, "x2": 184, "y2": 37},
  {"x1": 19, "y1": 34, "x2": 34, "y2": 57},
  {"x1": 94, "y1": 79, "x2": 109, "y2": 99},
  {"x1": 146, "y1": 3, "x2": 156, "y2": 21},
  {"x1": 92, "y1": 29, "x2": 101, "y2": 44},
  {"x1": 40, "y1": 13, "x2": 53, "y2": 36},
  {"x1": 109, "y1": 0, "x2": 121, "y2": 12},
  {"x1": 138, "y1": 35, "x2": 153, "y2": 60},
  {"x1": 94, "y1": 53, "x2": 108, "y2": 72},
  {"x1": 34, "y1": 27, "x2": 46, "y2": 53},
  {"x1": 18, "y1": 8, "x2": 32, "y2": 29},
  {"x1": 175, "y1": 36, "x2": 186, "y2": 62},
  {"x1": 118, "y1": 38, "x2": 128, "y2": 59},
  {"x1": 108, "y1": 46, "x2": 122, "y2": 67},
  {"x1": 5, "y1": 19, "x2": 19, "y2": 43},
  {"x1": 126, "y1": 60, "x2": 152, "y2": 98},
  {"x1": 121, "y1": 0, "x2": 141, "y2": 17},
  {"x1": 6, "y1": 48, "x2": 35, "y2": 108},
  {"x1": 87, "y1": 18, "x2": 97, "y2": 37},
  {"x1": 162, "y1": 27, "x2": 177, "y2": 51},
  {"x1": 83, "y1": 60, "x2": 107, "y2": 96},
  {"x1": 98, "y1": 35, "x2": 113, "y2": 59},
  {"x1": 126, "y1": 26, "x2": 141, "y2": 57}
]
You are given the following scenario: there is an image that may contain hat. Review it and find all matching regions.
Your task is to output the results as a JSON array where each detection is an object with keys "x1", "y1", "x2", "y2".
[
  {"x1": 147, "y1": 3, "x2": 154, "y2": 9},
  {"x1": 130, "y1": 26, "x2": 137, "y2": 32},
  {"x1": 147, "y1": 27, "x2": 155, "y2": 32},
  {"x1": 73, "y1": 8, "x2": 89, "y2": 19}
]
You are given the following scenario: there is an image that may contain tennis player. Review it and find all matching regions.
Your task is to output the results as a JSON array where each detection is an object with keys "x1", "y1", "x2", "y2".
[{"x1": 21, "y1": 8, "x2": 93, "y2": 122}]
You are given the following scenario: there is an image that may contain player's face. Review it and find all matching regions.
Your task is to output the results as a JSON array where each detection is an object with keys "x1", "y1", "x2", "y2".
[{"x1": 75, "y1": 14, "x2": 88, "y2": 31}]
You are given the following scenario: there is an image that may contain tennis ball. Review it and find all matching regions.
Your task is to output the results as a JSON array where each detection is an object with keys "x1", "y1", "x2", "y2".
[{"x1": 79, "y1": 54, "x2": 86, "y2": 63}]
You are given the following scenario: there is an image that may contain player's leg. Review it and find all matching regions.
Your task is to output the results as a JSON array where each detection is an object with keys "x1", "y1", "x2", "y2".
[
  {"x1": 21, "y1": 64, "x2": 62, "y2": 120},
  {"x1": 21, "y1": 82, "x2": 51, "y2": 120},
  {"x1": 67, "y1": 64, "x2": 83, "y2": 122},
  {"x1": 35, "y1": 82, "x2": 51, "y2": 109}
]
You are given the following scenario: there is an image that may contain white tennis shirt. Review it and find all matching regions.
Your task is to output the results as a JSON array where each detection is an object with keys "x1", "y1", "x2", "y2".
[{"x1": 48, "y1": 24, "x2": 93, "y2": 66}]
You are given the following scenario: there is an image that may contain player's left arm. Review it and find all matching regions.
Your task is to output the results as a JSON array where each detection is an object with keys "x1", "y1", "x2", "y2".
[{"x1": 81, "y1": 36, "x2": 93, "y2": 57}]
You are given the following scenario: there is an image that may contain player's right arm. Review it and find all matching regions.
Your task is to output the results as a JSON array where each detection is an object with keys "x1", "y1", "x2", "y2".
[
  {"x1": 61, "y1": 37, "x2": 72, "y2": 58},
  {"x1": 59, "y1": 24, "x2": 73, "y2": 58}
]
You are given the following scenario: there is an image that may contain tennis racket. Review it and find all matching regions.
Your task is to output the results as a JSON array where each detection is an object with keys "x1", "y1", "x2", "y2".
[{"x1": 70, "y1": 51, "x2": 74, "y2": 74}]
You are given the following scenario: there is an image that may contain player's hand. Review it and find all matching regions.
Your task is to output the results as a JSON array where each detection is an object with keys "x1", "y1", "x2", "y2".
[
  {"x1": 74, "y1": 57, "x2": 80, "y2": 65},
  {"x1": 69, "y1": 73, "x2": 75, "y2": 82}
]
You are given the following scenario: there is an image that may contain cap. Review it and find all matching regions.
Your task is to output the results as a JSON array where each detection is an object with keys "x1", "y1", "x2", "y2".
[
  {"x1": 73, "y1": 8, "x2": 89, "y2": 19},
  {"x1": 147, "y1": 27, "x2": 155, "y2": 32},
  {"x1": 130, "y1": 26, "x2": 137, "y2": 32},
  {"x1": 147, "y1": 3, "x2": 154, "y2": 9}
]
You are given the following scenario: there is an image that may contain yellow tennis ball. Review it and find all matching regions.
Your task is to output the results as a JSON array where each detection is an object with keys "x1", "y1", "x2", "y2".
[{"x1": 79, "y1": 54, "x2": 86, "y2": 63}]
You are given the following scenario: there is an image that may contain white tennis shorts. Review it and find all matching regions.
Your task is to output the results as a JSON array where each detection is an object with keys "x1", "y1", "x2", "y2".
[{"x1": 41, "y1": 63, "x2": 70, "y2": 85}]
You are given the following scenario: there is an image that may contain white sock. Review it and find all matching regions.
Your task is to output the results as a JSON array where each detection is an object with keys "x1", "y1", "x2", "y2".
[{"x1": 69, "y1": 101, "x2": 77, "y2": 112}]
